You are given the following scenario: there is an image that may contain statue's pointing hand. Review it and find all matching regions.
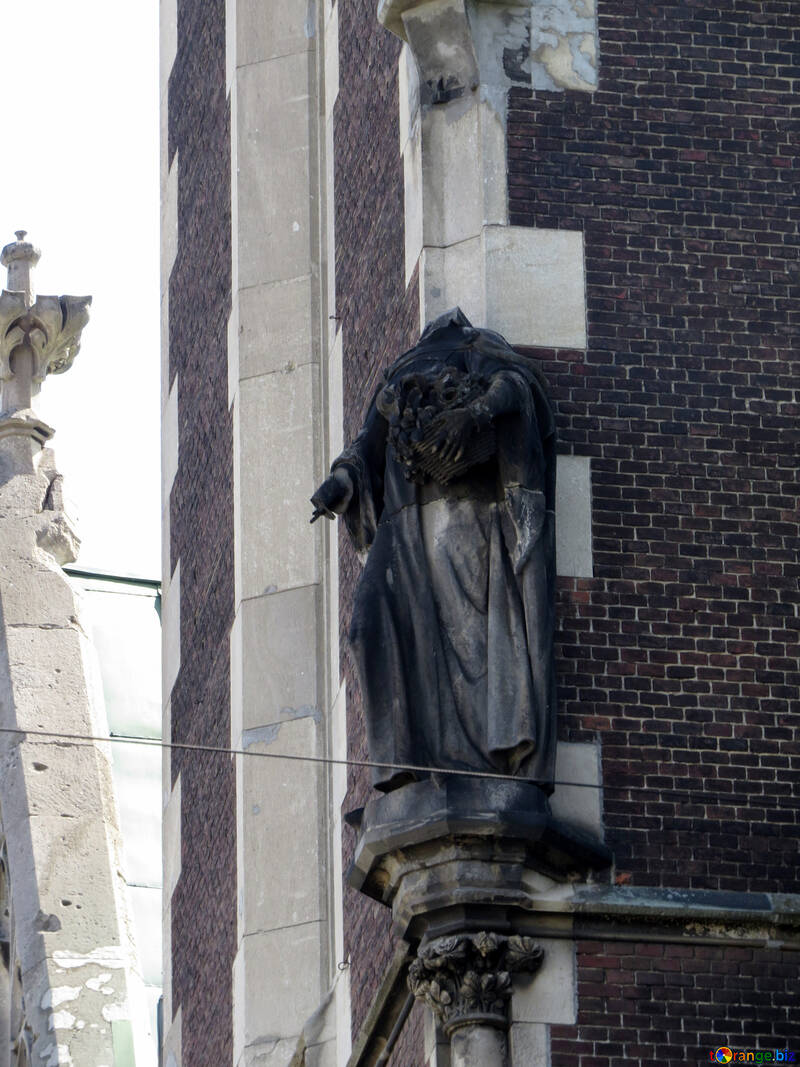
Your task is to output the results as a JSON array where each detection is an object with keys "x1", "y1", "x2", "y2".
[{"x1": 310, "y1": 466, "x2": 354, "y2": 523}]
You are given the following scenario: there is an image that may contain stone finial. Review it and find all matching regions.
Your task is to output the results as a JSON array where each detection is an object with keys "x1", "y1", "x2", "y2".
[
  {"x1": 0, "y1": 233, "x2": 91, "y2": 410},
  {"x1": 1, "y1": 231, "x2": 42, "y2": 307},
  {"x1": 408, "y1": 932, "x2": 544, "y2": 1036},
  {"x1": 0, "y1": 234, "x2": 91, "y2": 469}
]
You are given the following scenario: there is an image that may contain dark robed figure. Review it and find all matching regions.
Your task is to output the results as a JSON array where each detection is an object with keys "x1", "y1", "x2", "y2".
[{"x1": 312, "y1": 310, "x2": 557, "y2": 794}]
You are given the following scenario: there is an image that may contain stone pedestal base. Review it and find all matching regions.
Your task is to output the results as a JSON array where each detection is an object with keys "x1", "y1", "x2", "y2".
[
  {"x1": 348, "y1": 776, "x2": 611, "y2": 941},
  {"x1": 346, "y1": 777, "x2": 611, "y2": 1064}
]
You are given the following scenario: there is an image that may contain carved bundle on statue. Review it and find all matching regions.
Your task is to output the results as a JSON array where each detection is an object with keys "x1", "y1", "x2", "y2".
[{"x1": 377, "y1": 367, "x2": 496, "y2": 485}]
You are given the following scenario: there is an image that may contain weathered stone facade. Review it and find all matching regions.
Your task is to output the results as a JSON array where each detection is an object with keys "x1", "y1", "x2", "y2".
[
  {"x1": 161, "y1": 1, "x2": 800, "y2": 1064},
  {"x1": 0, "y1": 236, "x2": 152, "y2": 1064}
]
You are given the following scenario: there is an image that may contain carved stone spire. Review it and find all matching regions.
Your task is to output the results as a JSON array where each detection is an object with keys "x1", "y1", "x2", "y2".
[{"x1": 0, "y1": 232, "x2": 91, "y2": 472}]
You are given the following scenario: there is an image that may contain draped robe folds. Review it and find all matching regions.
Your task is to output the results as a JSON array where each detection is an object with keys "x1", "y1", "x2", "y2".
[{"x1": 335, "y1": 312, "x2": 557, "y2": 793}]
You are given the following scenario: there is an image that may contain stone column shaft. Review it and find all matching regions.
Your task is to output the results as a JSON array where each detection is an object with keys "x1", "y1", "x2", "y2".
[{"x1": 451, "y1": 1024, "x2": 507, "y2": 1067}]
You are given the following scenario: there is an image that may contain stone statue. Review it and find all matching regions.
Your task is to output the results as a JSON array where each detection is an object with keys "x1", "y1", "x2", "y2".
[{"x1": 312, "y1": 309, "x2": 557, "y2": 794}]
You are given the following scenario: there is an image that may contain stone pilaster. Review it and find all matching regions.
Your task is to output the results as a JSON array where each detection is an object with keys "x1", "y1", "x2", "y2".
[{"x1": 0, "y1": 235, "x2": 147, "y2": 1065}]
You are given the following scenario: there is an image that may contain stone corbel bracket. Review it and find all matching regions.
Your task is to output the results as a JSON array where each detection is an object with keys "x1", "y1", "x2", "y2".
[
  {"x1": 379, "y1": 0, "x2": 483, "y2": 106},
  {"x1": 0, "y1": 290, "x2": 92, "y2": 386}
]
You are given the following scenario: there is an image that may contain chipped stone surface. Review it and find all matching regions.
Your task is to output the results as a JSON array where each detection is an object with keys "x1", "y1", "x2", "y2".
[
  {"x1": 530, "y1": 0, "x2": 598, "y2": 92},
  {"x1": 0, "y1": 442, "x2": 150, "y2": 1062}
]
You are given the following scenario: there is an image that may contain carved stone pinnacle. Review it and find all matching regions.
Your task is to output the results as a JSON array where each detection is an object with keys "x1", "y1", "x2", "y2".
[{"x1": 407, "y1": 932, "x2": 544, "y2": 1036}]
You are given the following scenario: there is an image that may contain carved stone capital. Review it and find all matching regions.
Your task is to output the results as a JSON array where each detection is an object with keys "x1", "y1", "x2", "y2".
[
  {"x1": 0, "y1": 292, "x2": 92, "y2": 387},
  {"x1": 407, "y1": 931, "x2": 543, "y2": 1035}
]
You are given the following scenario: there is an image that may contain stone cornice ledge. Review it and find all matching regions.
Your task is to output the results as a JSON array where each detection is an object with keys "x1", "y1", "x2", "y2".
[{"x1": 514, "y1": 884, "x2": 800, "y2": 949}]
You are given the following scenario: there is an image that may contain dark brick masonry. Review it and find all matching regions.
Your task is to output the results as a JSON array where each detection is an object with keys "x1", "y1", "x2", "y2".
[
  {"x1": 330, "y1": 0, "x2": 800, "y2": 1061},
  {"x1": 551, "y1": 940, "x2": 798, "y2": 1065},
  {"x1": 333, "y1": 0, "x2": 422, "y2": 1058},
  {"x1": 508, "y1": 2, "x2": 800, "y2": 895},
  {"x1": 167, "y1": 0, "x2": 237, "y2": 1062}
]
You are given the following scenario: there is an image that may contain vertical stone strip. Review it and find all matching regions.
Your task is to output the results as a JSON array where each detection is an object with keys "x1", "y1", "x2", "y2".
[
  {"x1": 165, "y1": 0, "x2": 237, "y2": 1063},
  {"x1": 227, "y1": 1, "x2": 344, "y2": 1063},
  {"x1": 0, "y1": 234, "x2": 148, "y2": 1064},
  {"x1": 334, "y1": 0, "x2": 422, "y2": 1058}
]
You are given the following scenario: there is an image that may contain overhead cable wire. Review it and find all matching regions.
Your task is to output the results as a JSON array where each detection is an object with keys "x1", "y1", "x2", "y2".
[{"x1": 0, "y1": 725, "x2": 796, "y2": 808}]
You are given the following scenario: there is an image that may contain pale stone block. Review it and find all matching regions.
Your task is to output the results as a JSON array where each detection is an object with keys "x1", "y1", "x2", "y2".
[
  {"x1": 238, "y1": 717, "x2": 324, "y2": 933},
  {"x1": 236, "y1": 0, "x2": 315, "y2": 68},
  {"x1": 420, "y1": 238, "x2": 485, "y2": 328},
  {"x1": 550, "y1": 740, "x2": 602, "y2": 836},
  {"x1": 422, "y1": 105, "x2": 483, "y2": 248},
  {"x1": 160, "y1": 287, "x2": 170, "y2": 407},
  {"x1": 228, "y1": 301, "x2": 240, "y2": 409},
  {"x1": 324, "y1": 4, "x2": 339, "y2": 115},
  {"x1": 484, "y1": 225, "x2": 587, "y2": 348},
  {"x1": 238, "y1": 144, "x2": 312, "y2": 291},
  {"x1": 239, "y1": 52, "x2": 312, "y2": 155},
  {"x1": 230, "y1": 608, "x2": 243, "y2": 744},
  {"x1": 235, "y1": 1038, "x2": 298, "y2": 1067},
  {"x1": 1, "y1": 741, "x2": 113, "y2": 824},
  {"x1": 0, "y1": 560, "x2": 80, "y2": 628},
  {"x1": 238, "y1": 276, "x2": 315, "y2": 382},
  {"x1": 231, "y1": 71, "x2": 240, "y2": 297},
  {"x1": 161, "y1": 901, "x2": 173, "y2": 1024},
  {"x1": 508, "y1": 1021, "x2": 549, "y2": 1065},
  {"x1": 330, "y1": 682, "x2": 347, "y2": 811},
  {"x1": 404, "y1": 127, "x2": 424, "y2": 288},
  {"x1": 4, "y1": 628, "x2": 104, "y2": 735},
  {"x1": 160, "y1": 0, "x2": 178, "y2": 96},
  {"x1": 160, "y1": 64, "x2": 170, "y2": 189},
  {"x1": 162, "y1": 1005, "x2": 181, "y2": 1067},
  {"x1": 323, "y1": 518, "x2": 340, "y2": 696},
  {"x1": 163, "y1": 773, "x2": 181, "y2": 899},
  {"x1": 512, "y1": 937, "x2": 576, "y2": 1024},
  {"x1": 232, "y1": 390, "x2": 242, "y2": 607},
  {"x1": 334, "y1": 964, "x2": 352, "y2": 1066},
  {"x1": 162, "y1": 700, "x2": 172, "y2": 809},
  {"x1": 398, "y1": 42, "x2": 422, "y2": 154},
  {"x1": 161, "y1": 559, "x2": 180, "y2": 704},
  {"x1": 238, "y1": 365, "x2": 319, "y2": 598},
  {"x1": 162, "y1": 373, "x2": 179, "y2": 506},
  {"x1": 239, "y1": 585, "x2": 320, "y2": 731},
  {"x1": 235, "y1": 921, "x2": 325, "y2": 1047},
  {"x1": 531, "y1": 0, "x2": 598, "y2": 93},
  {"x1": 479, "y1": 97, "x2": 507, "y2": 227},
  {"x1": 236, "y1": 55, "x2": 313, "y2": 290},
  {"x1": 11, "y1": 815, "x2": 123, "y2": 955},
  {"x1": 555, "y1": 454, "x2": 593, "y2": 578},
  {"x1": 161, "y1": 152, "x2": 178, "y2": 299},
  {"x1": 327, "y1": 326, "x2": 344, "y2": 463},
  {"x1": 305, "y1": 1038, "x2": 339, "y2": 1067},
  {"x1": 226, "y1": 0, "x2": 236, "y2": 92},
  {"x1": 161, "y1": 495, "x2": 171, "y2": 598},
  {"x1": 325, "y1": 113, "x2": 337, "y2": 329},
  {"x1": 329, "y1": 698, "x2": 347, "y2": 965}
]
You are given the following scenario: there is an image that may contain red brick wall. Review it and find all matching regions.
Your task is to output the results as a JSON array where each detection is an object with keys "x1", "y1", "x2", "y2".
[
  {"x1": 167, "y1": 0, "x2": 237, "y2": 1062},
  {"x1": 552, "y1": 940, "x2": 797, "y2": 1063},
  {"x1": 333, "y1": 0, "x2": 421, "y2": 1056},
  {"x1": 508, "y1": 1, "x2": 800, "y2": 894}
]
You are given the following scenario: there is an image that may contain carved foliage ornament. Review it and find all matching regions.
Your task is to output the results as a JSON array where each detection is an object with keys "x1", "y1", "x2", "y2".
[
  {"x1": 0, "y1": 292, "x2": 91, "y2": 384},
  {"x1": 407, "y1": 931, "x2": 544, "y2": 1035}
]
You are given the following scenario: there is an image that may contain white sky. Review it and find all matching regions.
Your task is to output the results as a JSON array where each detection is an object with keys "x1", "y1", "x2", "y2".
[{"x1": 0, "y1": 1, "x2": 160, "y2": 578}]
